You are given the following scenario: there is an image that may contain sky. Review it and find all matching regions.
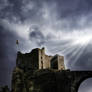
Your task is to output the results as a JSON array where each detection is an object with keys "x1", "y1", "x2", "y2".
[{"x1": 0, "y1": 0, "x2": 92, "y2": 91}]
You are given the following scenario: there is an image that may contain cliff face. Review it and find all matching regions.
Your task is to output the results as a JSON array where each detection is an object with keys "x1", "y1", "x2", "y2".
[
  {"x1": 12, "y1": 68, "x2": 57, "y2": 92},
  {"x1": 11, "y1": 66, "x2": 72, "y2": 92},
  {"x1": 11, "y1": 67, "x2": 26, "y2": 92},
  {"x1": 11, "y1": 64, "x2": 72, "y2": 92}
]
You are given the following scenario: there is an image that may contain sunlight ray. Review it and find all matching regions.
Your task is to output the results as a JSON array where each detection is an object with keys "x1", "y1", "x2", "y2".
[
  {"x1": 52, "y1": 45, "x2": 72, "y2": 53},
  {"x1": 45, "y1": 40, "x2": 72, "y2": 46},
  {"x1": 63, "y1": 46, "x2": 78, "y2": 55},
  {"x1": 49, "y1": 42, "x2": 73, "y2": 53},
  {"x1": 61, "y1": 43, "x2": 80, "y2": 54},
  {"x1": 72, "y1": 43, "x2": 88, "y2": 66},
  {"x1": 54, "y1": 42, "x2": 79, "y2": 54},
  {"x1": 67, "y1": 44, "x2": 84, "y2": 61}
]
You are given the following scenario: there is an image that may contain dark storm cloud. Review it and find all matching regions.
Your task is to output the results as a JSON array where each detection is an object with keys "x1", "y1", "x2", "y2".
[
  {"x1": 0, "y1": 24, "x2": 18, "y2": 88},
  {"x1": 0, "y1": 0, "x2": 9, "y2": 10},
  {"x1": 21, "y1": 0, "x2": 43, "y2": 19},
  {"x1": 51, "y1": 0, "x2": 92, "y2": 19},
  {"x1": 56, "y1": 0, "x2": 92, "y2": 30},
  {"x1": 1, "y1": 0, "x2": 92, "y2": 27},
  {"x1": 1, "y1": 0, "x2": 92, "y2": 20},
  {"x1": 40, "y1": 0, "x2": 92, "y2": 30},
  {"x1": 30, "y1": 26, "x2": 45, "y2": 46},
  {"x1": 0, "y1": 0, "x2": 18, "y2": 21}
]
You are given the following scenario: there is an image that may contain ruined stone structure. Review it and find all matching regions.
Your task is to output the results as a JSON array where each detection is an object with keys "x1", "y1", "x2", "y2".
[
  {"x1": 11, "y1": 47, "x2": 92, "y2": 92},
  {"x1": 16, "y1": 47, "x2": 65, "y2": 70}
]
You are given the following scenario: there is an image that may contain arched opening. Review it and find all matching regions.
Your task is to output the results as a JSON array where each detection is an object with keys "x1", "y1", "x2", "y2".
[{"x1": 78, "y1": 78, "x2": 92, "y2": 92}]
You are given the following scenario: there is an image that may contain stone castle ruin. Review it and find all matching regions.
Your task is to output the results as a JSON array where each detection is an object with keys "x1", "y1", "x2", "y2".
[
  {"x1": 16, "y1": 47, "x2": 65, "y2": 71},
  {"x1": 1, "y1": 47, "x2": 92, "y2": 92}
]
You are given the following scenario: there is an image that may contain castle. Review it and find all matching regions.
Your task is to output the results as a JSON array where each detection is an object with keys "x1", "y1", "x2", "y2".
[{"x1": 16, "y1": 47, "x2": 65, "y2": 70}]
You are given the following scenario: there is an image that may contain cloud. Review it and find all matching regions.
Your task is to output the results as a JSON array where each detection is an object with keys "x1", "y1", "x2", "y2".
[
  {"x1": 0, "y1": 24, "x2": 18, "y2": 88},
  {"x1": 30, "y1": 26, "x2": 45, "y2": 46},
  {"x1": 55, "y1": 0, "x2": 92, "y2": 18},
  {"x1": 0, "y1": 0, "x2": 9, "y2": 10}
]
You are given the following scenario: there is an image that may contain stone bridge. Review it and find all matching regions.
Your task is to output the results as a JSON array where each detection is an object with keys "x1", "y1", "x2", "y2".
[
  {"x1": 33, "y1": 70, "x2": 92, "y2": 92},
  {"x1": 70, "y1": 71, "x2": 92, "y2": 92}
]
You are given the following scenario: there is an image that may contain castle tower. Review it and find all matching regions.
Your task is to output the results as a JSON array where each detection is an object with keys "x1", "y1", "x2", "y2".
[
  {"x1": 38, "y1": 47, "x2": 51, "y2": 69},
  {"x1": 38, "y1": 48, "x2": 44, "y2": 69},
  {"x1": 16, "y1": 48, "x2": 40, "y2": 70},
  {"x1": 51, "y1": 55, "x2": 65, "y2": 70}
]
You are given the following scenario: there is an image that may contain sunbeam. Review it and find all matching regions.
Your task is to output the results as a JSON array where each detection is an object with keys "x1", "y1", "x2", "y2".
[
  {"x1": 72, "y1": 42, "x2": 89, "y2": 66},
  {"x1": 64, "y1": 46, "x2": 78, "y2": 55},
  {"x1": 48, "y1": 41, "x2": 72, "y2": 53},
  {"x1": 68, "y1": 45, "x2": 83, "y2": 60},
  {"x1": 60, "y1": 43, "x2": 78, "y2": 54}
]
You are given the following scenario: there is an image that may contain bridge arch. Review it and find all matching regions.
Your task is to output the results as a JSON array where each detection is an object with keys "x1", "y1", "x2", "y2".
[
  {"x1": 78, "y1": 78, "x2": 92, "y2": 92},
  {"x1": 71, "y1": 74, "x2": 92, "y2": 92}
]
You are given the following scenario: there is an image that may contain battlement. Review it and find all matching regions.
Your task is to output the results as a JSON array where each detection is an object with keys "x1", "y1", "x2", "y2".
[{"x1": 16, "y1": 47, "x2": 65, "y2": 71}]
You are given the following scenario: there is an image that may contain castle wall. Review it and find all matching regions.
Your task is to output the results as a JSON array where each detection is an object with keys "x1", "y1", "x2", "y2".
[
  {"x1": 16, "y1": 47, "x2": 65, "y2": 71},
  {"x1": 16, "y1": 49, "x2": 39, "y2": 70},
  {"x1": 50, "y1": 55, "x2": 64, "y2": 70},
  {"x1": 38, "y1": 49, "x2": 43, "y2": 69},
  {"x1": 58, "y1": 56, "x2": 65, "y2": 70},
  {"x1": 38, "y1": 48, "x2": 52, "y2": 69},
  {"x1": 44, "y1": 55, "x2": 52, "y2": 69}
]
